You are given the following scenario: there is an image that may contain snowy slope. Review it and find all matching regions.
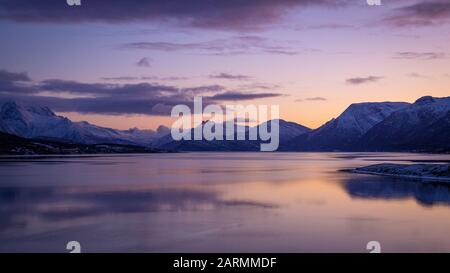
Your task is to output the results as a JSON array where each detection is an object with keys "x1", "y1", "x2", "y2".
[
  {"x1": 157, "y1": 119, "x2": 311, "y2": 151},
  {"x1": 359, "y1": 96, "x2": 450, "y2": 151},
  {"x1": 0, "y1": 101, "x2": 164, "y2": 145},
  {"x1": 287, "y1": 101, "x2": 409, "y2": 151},
  {"x1": 257, "y1": 119, "x2": 310, "y2": 142}
]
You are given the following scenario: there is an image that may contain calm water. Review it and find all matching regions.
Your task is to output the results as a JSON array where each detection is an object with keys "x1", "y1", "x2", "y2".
[{"x1": 1, "y1": 152, "x2": 450, "y2": 253}]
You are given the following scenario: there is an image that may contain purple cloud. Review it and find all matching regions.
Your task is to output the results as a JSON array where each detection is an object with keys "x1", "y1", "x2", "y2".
[
  {"x1": 296, "y1": 97, "x2": 327, "y2": 102},
  {"x1": 237, "y1": 83, "x2": 281, "y2": 91},
  {"x1": 394, "y1": 52, "x2": 446, "y2": 60},
  {"x1": 209, "y1": 73, "x2": 251, "y2": 81},
  {"x1": 385, "y1": 1, "x2": 450, "y2": 27},
  {"x1": 0, "y1": 70, "x2": 30, "y2": 82},
  {"x1": 346, "y1": 76, "x2": 383, "y2": 85},
  {"x1": 101, "y1": 76, "x2": 190, "y2": 82},
  {"x1": 303, "y1": 23, "x2": 356, "y2": 30},
  {"x1": 0, "y1": 69, "x2": 36, "y2": 94},
  {"x1": 136, "y1": 57, "x2": 151, "y2": 67},
  {"x1": 39, "y1": 80, "x2": 179, "y2": 97},
  {"x1": 0, "y1": 0, "x2": 343, "y2": 30},
  {"x1": 122, "y1": 36, "x2": 301, "y2": 56},
  {"x1": 182, "y1": 85, "x2": 225, "y2": 94},
  {"x1": 307, "y1": 97, "x2": 327, "y2": 101},
  {"x1": 0, "y1": 69, "x2": 281, "y2": 115},
  {"x1": 209, "y1": 91, "x2": 283, "y2": 101},
  {"x1": 101, "y1": 76, "x2": 140, "y2": 81},
  {"x1": 407, "y1": 72, "x2": 430, "y2": 79}
]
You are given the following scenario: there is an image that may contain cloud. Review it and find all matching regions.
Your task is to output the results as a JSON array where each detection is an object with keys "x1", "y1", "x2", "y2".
[
  {"x1": 39, "y1": 79, "x2": 179, "y2": 97},
  {"x1": 209, "y1": 73, "x2": 251, "y2": 81},
  {"x1": 136, "y1": 57, "x2": 151, "y2": 67},
  {"x1": 122, "y1": 36, "x2": 301, "y2": 56},
  {"x1": 0, "y1": 0, "x2": 342, "y2": 30},
  {"x1": 101, "y1": 76, "x2": 189, "y2": 82},
  {"x1": 297, "y1": 97, "x2": 327, "y2": 102},
  {"x1": 407, "y1": 72, "x2": 430, "y2": 79},
  {"x1": 237, "y1": 83, "x2": 281, "y2": 91},
  {"x1": 305, "y1": 97, "x2": 327, "y2": 101},
  {"x1": 39, "y1": 79, "x2": 226, "y2": 97},
  {"x1": 209, "y1": 91, "x2": 283, "y2": 101},
  {"x1": 182, "y1": 85, "x2": 226, "y2": 95},
  {"x1": 101, "y1": 76, "x2": 140, "y2": 81},
  {"x1": 0, "y1": 69, "x2": 36, "y2": 94},
  {"x1": 0, "y1": 70, "x2": 30, "y2": 82},
  {"x1": 0, "y1": 186, "x2": 277, "y2": 227},
  {"x1": 345, "y1": 76, "x2": 383, "y2": 85},
  {"x1": 394, "y1": 51, "x2": 446, "y2": 60},
  {"x1": 0, "y1": 69, "x2": 280, "y2": 115},
  {"x1": 0, "y1": 92, "x2": 205, "y2": 116},
  {"x1": 303, "y1": 23, "x2": 356, "y2": 30},
  {"x1": 142, "y1": 76, "x2": 190, "y2": 81},
  {"x1": 385, "y1": 1, "x2": 450, "y2": 27}
]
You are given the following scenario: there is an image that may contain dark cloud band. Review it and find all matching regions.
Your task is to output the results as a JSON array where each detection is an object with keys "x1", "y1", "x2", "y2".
[
  {"x1": 0, "y1": 0, "x2": 341, "y2": 30},
  {"x1": 385, "y1": 1, "x2": 450, "y2": 27},
  {"x1": 345, "y1": 76, "x2": 382, "y2": 85},
  {"x1": 0, "y1": 69, "x2": 283, "y2": 115}
]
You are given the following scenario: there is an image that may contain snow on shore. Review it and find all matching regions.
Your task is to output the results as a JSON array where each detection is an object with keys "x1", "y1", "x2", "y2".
[{"x1": 349, "y1": 163, "x2": 450, "y2": 182}]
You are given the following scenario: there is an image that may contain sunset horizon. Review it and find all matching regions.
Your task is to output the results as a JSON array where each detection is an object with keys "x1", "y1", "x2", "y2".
[{"x1": 1, "y1": 1, "x2": 449, "y2": 130}]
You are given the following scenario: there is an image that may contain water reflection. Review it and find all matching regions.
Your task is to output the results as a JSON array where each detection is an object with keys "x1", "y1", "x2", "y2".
[
  {"x1": 2, "y1": 152, "x2": 450, "y2": 252},
  {"x1": 343, "y1": 174, "x2": 450, "y2": 206},
  {"x1": 0, "y1": 186, "x2": 277, "y2": 230}
]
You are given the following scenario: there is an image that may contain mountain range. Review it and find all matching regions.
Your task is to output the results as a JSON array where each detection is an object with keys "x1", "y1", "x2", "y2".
[
  {"x1": 0, "y1": 101, "x2": 169, "y2": 146},
  {"x1": 158, "y1": 119, "x2": 311, "y2": 151},
  {"x1": 283, "y1": 101, "x2": 409, "y2": 151},
  {"x1": 358, "y1": 96, "x2": 450, "y2": 152},
  {"x1": 0, "y1": 96, "x2": 449, "y2": 154},
  {"x1": 0, "y1": 131, "x2": 162, "y2": 155}
]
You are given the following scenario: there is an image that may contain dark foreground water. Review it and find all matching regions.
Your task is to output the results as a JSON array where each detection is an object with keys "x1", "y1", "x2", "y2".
[{"x1": 1, "y1": 152, "x2": 450, "y2": 253}]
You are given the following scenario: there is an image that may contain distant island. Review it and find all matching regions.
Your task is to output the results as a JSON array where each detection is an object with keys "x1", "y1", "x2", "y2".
[{"x1": 0, "y1": 95, "x2": 449, "y2": 155}]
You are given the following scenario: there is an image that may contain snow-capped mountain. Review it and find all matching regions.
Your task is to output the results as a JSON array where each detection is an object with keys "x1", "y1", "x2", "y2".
[
  {"x1": 0, "y1": 131, "x2": 161, "y2": 155},
  {"x1": 359, "y1": 96, "x2": 450, "y2": 152},
  {"x1": 286, "y1": 101, "x2": 409, "y2": 151},
  {"x1": 1, "y1": 96, "x2": 448, "y2": 153},
  {"x1": 0, "y1": 101, "x2": 167, "y2": 146},
  {"x1": 257, "y1": 119, "x2": 310, "y2": 142},
  {"x1": 157, "y1": 119, "x2": 311, "y2": 151}
]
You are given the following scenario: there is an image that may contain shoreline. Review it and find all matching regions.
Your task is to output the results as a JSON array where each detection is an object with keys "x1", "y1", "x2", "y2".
[
  {"x1": 344, "y1": 163, "x2": 450, "y2": 182},
  {"x1": 349, "y1": 169, "x2": 450, "y2": 182}
]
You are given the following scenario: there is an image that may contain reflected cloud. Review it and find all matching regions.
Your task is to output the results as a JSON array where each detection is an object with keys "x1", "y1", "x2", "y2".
[
  {"x1": 342, "y1": 175, "x2": 450, "y2": 207},
  {"x1": 0, "y1": 186, "x2": 277, "y2": 230}
]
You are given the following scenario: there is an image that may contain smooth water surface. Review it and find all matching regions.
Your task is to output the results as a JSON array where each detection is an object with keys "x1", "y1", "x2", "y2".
[{"x1": 1, "y1": 152, "x2": 450, "y2": 252}]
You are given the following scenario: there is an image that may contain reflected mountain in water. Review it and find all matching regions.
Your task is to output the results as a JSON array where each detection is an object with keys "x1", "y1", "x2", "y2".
[{"x1": 343, "y1": 174, "x2": 450, "y2": 206}]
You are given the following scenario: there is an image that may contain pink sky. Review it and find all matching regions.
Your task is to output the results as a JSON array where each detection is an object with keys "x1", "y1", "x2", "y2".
[{"x1": 0, "y1": 0, "x2": 449, "y2": 130}]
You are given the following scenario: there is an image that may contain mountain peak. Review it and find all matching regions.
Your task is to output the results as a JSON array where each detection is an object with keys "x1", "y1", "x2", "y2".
[
  {"x1": 156, "y1": 125, "x2": 170, "y2": 135},
  {"x1": 360, "y1": 96, "x2": 450, "y2": 152},
  {"x1": 0, "y1": 100, "x2": 160, "y2": 145},
  {"x1": 414, "y1": 96, "x2": 435, "y2": 104},
  {"x1": 330, "y1": 101, "x2": 409, "y2": 134},
  {"x1": 1, "y1": 100, "x2": 56, "y2": 118}
]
